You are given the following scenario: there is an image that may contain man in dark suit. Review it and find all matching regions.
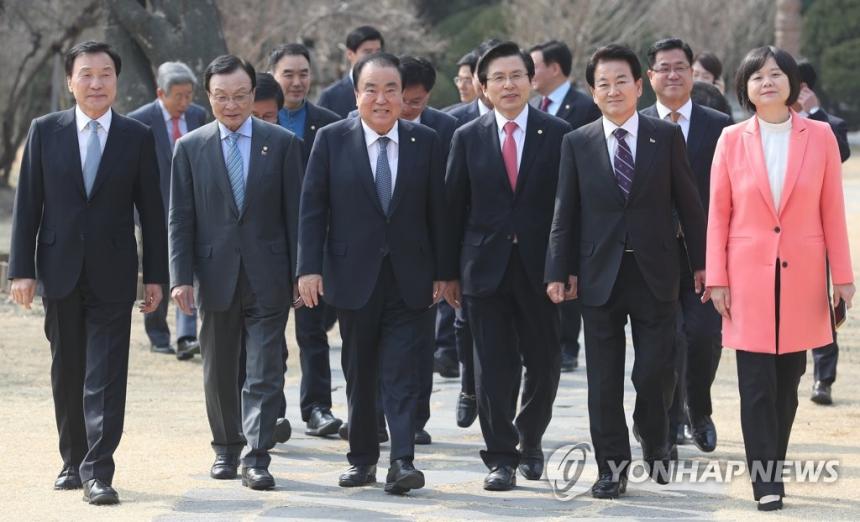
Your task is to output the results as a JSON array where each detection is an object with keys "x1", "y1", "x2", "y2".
[
  {"x1": 169, "y1": 55, "x2": 304, "y2": 491},
  {"x1": 794, "y1": 60, "x2": 852, "y2": 406},
  {"x1": 445, "y1": 42, "x2": 572, "y2": 491},
  {"x1": 267, "y1": 42, "x2": 343, "y2": 438},
  {"x1": 128, "y1": 61, "x2": 207, "y2": 361},
  {"x1": 9, "y1": 41, "x2": 167, "y2": 505},
  {"x1": 298, "y1": 53, "x2": 454, "y2": 494},
  {"x1": 546, "y1": 44, "x2": 707, "y2": 499},
  {"x1": 529, "y1": 40, "x2": 602, "y2": 373},
  {"x1": 447, "y1": 39, "x2": 500, "y2": 127},
  {"x1": 443, "y1": 51, "x2": 479, "y2": 112},
  {"x1": 317, "y1": 26, "x2": 384, "y2": 118},
  {"x1": 643, "y1": 37, "x2": 732, "y2": 456}
]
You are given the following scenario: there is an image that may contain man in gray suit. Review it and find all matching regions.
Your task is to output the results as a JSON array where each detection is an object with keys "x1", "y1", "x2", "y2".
[
  {"x1": 169, "y1": 55, "x2": 303, "y2": 490},
  {"x1": 129, "y1": 61, "x2": 207, "y2": 360}
]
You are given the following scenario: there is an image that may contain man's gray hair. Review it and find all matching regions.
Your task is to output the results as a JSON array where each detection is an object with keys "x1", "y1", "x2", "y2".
[{"x1": 156, "y1": 61, "x2": 197, "y2": 92}]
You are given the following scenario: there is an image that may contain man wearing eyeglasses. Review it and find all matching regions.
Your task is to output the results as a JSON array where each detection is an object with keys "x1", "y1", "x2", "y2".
[
  {"x1": 169, "y1": 55, "x2": 304, "y2": 491},
  {"x1": 641, "y1": 38, "x2": 732, "y2": 458},
  {"x1": 444, "y1": 42, "x2": 571, "y2": 491}
]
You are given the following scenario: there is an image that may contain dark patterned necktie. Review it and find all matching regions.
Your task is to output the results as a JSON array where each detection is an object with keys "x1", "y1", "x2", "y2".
[
  {"x1": 375, "y1": 136, "x2": 392, "y2": 214},
  {"x1": 612, "y1": 127, "x2": 634, "y2": 200}
]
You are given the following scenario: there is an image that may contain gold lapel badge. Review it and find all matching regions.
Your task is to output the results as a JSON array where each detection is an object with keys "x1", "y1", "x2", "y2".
[
  {"x1": 262, "y1": 145, "x2": 269, "y2": 155},
  {"x1": 649, "y1": 138, "x2": 656, "y2": 143}
]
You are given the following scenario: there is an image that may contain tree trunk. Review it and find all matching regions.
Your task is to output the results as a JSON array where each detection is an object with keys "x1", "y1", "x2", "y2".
[{"x1": 775, "y1": 0, "x2": 802, "y2": 57}]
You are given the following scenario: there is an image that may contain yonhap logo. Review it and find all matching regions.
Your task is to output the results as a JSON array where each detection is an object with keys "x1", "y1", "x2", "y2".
[{"x1": 546, "y1": 442, "x2": 598, "y2": 500}]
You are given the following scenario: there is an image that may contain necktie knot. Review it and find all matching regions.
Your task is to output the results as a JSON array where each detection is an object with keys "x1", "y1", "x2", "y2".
[
  {"x1": 613, "y1": 127, "x2": 628, "y2": 140},
  {"x1": 377, "y1": 136, "x2": 390, "y2": 151},
  {"x1": 669, "y1": 111, "x2": 681, "y2": 123},
  {"x1": 226, "y1": 132, "x2": 239, "y2": 145},
  {"x1": 503, "y1": 121, "x2": 518, "y2": 137}
]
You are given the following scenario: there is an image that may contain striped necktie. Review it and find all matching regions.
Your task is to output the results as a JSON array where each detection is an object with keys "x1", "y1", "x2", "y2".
[
  {"x1": 612, "y1": 127, "x2": 634, "y2": 200},
  {"x1": 225, "y1": 133, "x2": 245, "y2": 210},
  {"x1": 375, "y1": 136, "x2": 392, "y2": 214}
]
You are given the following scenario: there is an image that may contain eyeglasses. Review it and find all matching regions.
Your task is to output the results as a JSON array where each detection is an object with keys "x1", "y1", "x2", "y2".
[
  {"x1": 487, "y1": 71, "x2": 528, "y2": 85},
  {"x1": 651, "y1": 65, "x2": 691, "y2": 75},
  {"x1": 453, "y1": 76, "x2": 472, "y2": 85},
  {"x1": 209, "y1": 92, "x2": 252, "y2": 105}
]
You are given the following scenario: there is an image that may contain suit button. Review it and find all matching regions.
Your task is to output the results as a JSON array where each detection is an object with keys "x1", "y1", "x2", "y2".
[
  {"x1": 782, "y1": 261, "x2": 788, "y2": 268},
  {"x1": 774, "y1": 226, "x2": 781, "y2": 233}
]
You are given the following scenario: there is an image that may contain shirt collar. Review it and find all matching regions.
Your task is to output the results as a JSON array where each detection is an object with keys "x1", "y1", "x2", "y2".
[
  {"x1": 157, "y1": 98, "x2": 186, "y2": 123},
  {"x1": 603, "y1": 111, "x2": 639, "y2": 141},
  {"x1": 218, "y1": 116, "x2": 253, "y2": 140},
  {"x1": 409, "y1": 114, "x2": 422, "y2": 123},
  {"x1": 75, "y1": 105, "x2": 112, "y2": 133},
  {"x1": 546, "y1": 81, "x2": 571, "y2": 104},
  {"x1": 477, "y1": 98, "x2": 492, "y2": 115},
  {"x1": 655, "y1": 98, "x2": 692, "y2": 122},
  {"x1": 361, "y1": 119, "x2": 399, "y2": 148},
  {"x1": 494, "y1": 105, "x2": 529, "y2": 134}
]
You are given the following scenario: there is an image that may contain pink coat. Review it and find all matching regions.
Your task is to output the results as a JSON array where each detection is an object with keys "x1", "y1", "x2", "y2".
[{"x1": 706, "y1": 112, "x2": 853, "y2": 354}]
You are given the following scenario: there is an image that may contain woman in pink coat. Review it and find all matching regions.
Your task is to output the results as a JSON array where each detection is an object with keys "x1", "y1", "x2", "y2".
[{"x1": 704, "y1": 46, "x2": 854, "y2": 511}]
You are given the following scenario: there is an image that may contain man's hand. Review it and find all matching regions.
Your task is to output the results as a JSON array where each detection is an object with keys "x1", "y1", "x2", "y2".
[
  {"x1": 693, "y1": 270, "x2": 706, "y2": 294},
  {"x1": 298, "y1": 274, "x2": 324, "y2": 308},
  {"x1": 139, "y1": 284, "x2": 163, "y2": 314},
  {"x1": 547, "y1": 275, "x2": 577, "y2": 304},
  {"x1": 444, "y1": 280, "x2": 462, "y2": 309},
  {"x1": 834, "y1": 283, "x2": 856, "y2": 309},
  {"x1": 172, "y1": 285, "x2": 195, "y2": 316},
  {"x1": 10, "y1": 278, "x2": 37, "y2": 309},
  {"x1": 702, "y1": 286, "x2": 731, "y2": 320},
  {"x1": 796, "y1": 86, "x2": 820, "y2": 114},
  {"x1": 432, "y1": 281, "x2": 448, "y2": 306}
]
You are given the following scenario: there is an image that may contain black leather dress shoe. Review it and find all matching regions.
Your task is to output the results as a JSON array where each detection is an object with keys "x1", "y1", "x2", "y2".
[
  {"x1": 674, "y1": 422, "x2": 694, "y2": 445},
  {"x1": 758, "y1": 497, "x2": 784, "y2": 511},
  {"x1": 518, "y1": 447, "x2": 544, "y2": 480},
  {"x1": 274, "y1": 417, "x2": 292, "y2": 443},
  {"x1": 456, "y1": 393, "x2": 477, "y2": 428},
  {"x1": 242, "y1": 467, "x2": 275, "y2": 490},
  {"x1": 645, "y1": 457, "x2": 672, "y2": 484},
  {"x1": 54, "y1": 465, "x2": 82, "y2": 490},
  {"x1": 176, "y1": 337, "x2": 200, "y2": 361},
  {"x1": 484, "y1": 465, "x2": 517, "y2": 491},
  {"x1": 150, "y1": 343, "x2": 175, "y2": 355},
  {"x1": 591, "y1": 472, "x2": 627, "y2": 499},
  {"x1": 385, "y1": 458, "x2": 425, "y2": 494},
  {"x1": 690, "y1": 416, "x2": 717, "y2": 453},
  {"x1": 414, "y1": 428, "x2": 432, "y2": 445},
  {"x1": 305, "y1": 407, "x2": 342, "y2": 437},
  {"x1": 811, "y1": 381, "x2": 833, "y2": 405},
  {"x1": 210, "y1": 454, "x2": 239, "y2": 479},
  {"x1": 82, "y1": 479, "x2": 119, "y2": 505},
  {"x1": 560, "y1": 352, "x2": 577, "y2": 372},
  {"x1": 339, "y1": 465, "x2": 377, "y2": 487},
  {"x1": 338, "y1": 422, "x2": 348, "y2": 440}
]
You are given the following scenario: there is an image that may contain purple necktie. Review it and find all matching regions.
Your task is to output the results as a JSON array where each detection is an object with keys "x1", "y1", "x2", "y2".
[
  {"x1": 539, "y1": 96, "x2": 551, "y2": 112},
  {"x1": 613, "y1": 128, "x2": 634, "y2": 200}
]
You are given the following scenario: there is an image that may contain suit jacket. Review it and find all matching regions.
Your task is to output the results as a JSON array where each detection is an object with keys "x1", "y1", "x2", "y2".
[
  {"x1": 317, "y1": 75, "x2": 355, "y2": 119},
  {"x1": 347, "y1": 106, "x2": 458, "y2": 162},
  {"x1": 530, "y1": 84, "x2": 601, "y2": 130},
  {"x1": 447, "y1": 99, "x2": 481, "y2": 128},
  {"x1": 300, "y1": 101, "x2": 341, "y2": 166},
  {"x1": 169, "y1": 118, "x2": 304, "y2": 311},
  {"x1": 297, "y1": 117, "x2": 456, "y2": 310},
  {"x1": 9, "y1": 108, "x2": 168, "y2": 301},
  {"x1": 446, "y1": 107, "x2": 572, "y2": 296},
  {"x1": 706, "y1": 113, "x2": 852, "y2": 353},
  {"x1": 128, "y1": 100, "x2": 207, "y2": 218},
  {"x1": 808, "y1": 108, "x2": 851, "y2": 163},
  {"x1": 545, "y1": 114, "x2": 707, "y2": 307},
  {"x1": 641, "y1": 102, "x2": 732, "y2": 215}
]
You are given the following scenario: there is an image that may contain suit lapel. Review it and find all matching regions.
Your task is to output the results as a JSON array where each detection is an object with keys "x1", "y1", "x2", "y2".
[
  {"x1": 741, "y1": 117, "x2": 779, "y2": 220},
  {"x1": 389, "y1": 120, "x2": 415, "y2": 216},
  {"x1": 586, "y1": 120, "x2": 625, "y2": 206},
  {"x1": 88, "y1": 110, "x2": 125, "y2": 200},
  {"x1": 149, "y1": 101, "x2": 172, "y2": 157},
  {"x1": 479, "y1": 112, "x2": 512, "y2": 199},
  {"x1": 514, "y1": 108, "x2": 542, "y2": 196},
  {"x1": 346, "y1": 118, "x2": 385, "y2": 215},
  {"x1": 685, "y1": 104, "x2": 705, "y2": 164},
  {"x1": 628, "y1": 116, "x2": 657, "y2": 204},
  {"x1": 55, "y1": 109, "x2": 87, "y2": 199},
  {"x1": 242, "y1": 118, "x2": 270, "y2": 217},
  {"x1": 206, "y1": 122, "x2": 240, "y2": 217},
  {"x1": 555, "y1": 88, "x2": 575, "y2": 122},
  {"x1": 778, "y1": 113, "x2": 808, "y2": 216}
]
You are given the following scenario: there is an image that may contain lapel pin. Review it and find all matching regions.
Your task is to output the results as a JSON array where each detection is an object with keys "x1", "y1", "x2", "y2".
[
  {"x1": 310, "y1": 125, "x2": 316, "y2": 131},
  {"x1": 565, "y1": 104, "x2": 570, "y2": 110},
  {"x1": 649, "y1": 138, "x2": 656, "y2": 143},
  {"x1": 411, "y1": 136, "x2": 416, "y2": 142},
  {"x1": 537, "y1": 129, "x2": 543, "y2": 135},
  {"x1": 262, "y1": 145, "x2": 268, "y2": 155}
]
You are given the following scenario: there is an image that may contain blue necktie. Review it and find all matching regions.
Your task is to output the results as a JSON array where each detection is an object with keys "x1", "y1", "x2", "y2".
[
  {"x1": 375, "y1": 136, "x2": 392, "y2": 214},
  {"x1": 613, "y1": 128, "x2": 635, "y2": 200},
  {"x1": 225, "y1": 133, "x2": 245, "y2": 210},
  {"x1": 83, "y1": 120, "x2": 101, "y2": 197}
]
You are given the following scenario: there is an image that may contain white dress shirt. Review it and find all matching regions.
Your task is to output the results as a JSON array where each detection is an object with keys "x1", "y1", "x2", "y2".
[
  {"x1": 495, "y1": 105, "x2": 529, "y2": 170},
  {"x1": 655, "y1": 98, "x2": 692, "y2": 141},
  {"x1": 544, "y1": 81, "x2": 571, "y2": 116},
  {"x1": 75, "y1": 105, "x2": 111, "y2": 170},
  {"x1": 362, "y1": 119, "x2": 399, "y2": 190},
  {"x1": 758, "y1": 115, "x2": 792, "y2": 208},
  {"x1": 478, "y1": 98, "x2": 492, "y2": 116},
  {"x1": 158, "y1": 98, "x2": 188, "y2": 145},
  {"x1": 602, "y1": 112, "x2": 639, "y2": 169},
  {"x1": 218, "y1": 116, "x2": 252, "y2": 183}
]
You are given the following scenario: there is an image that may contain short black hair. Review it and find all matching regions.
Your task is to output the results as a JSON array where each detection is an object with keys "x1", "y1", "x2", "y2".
[
  {"x1": 268, "y1": 43, "x2": 311, "y2": 71},
  {"x1": 797, "y1": 59, "x2": 817, "y2": 89},
  {"x1": 476, "y1": 41, "x2": 535, "y2": 86},
  {"x1": 65, "y1": 41, "x2": 122, "y2": 77},
  {"x1": 585, "y1": 43, "x2": 642, "y2": 88},
  {"x1": 254, "y1": 72, "x2": 284, "y2": 108},
  {"x1": 400, "y1": 56, "x2": 436, "y2": 92},
  {"x1": 456, "y1": 51, "x2": 479, "y2": 75},
  {"x1": 691, "y1": 81, "x2": 732, "y2": 117},
  {"x1": 204, "y1": 54, "x2": 256, "y2": 93},
  {"x1": 352, "y1": 52, "x2": 403, "y2": 88},
  {"x1": 694, "y1": 51, "x2": 723, "y2": 79},
  {"x1": 531, "y1": 40, "x2": 573, "y2": 77},
  {"x1": 346, "y1": 25, "x2": 384, "y2": 52},
  {"x1": 734, "y1": 46, "x2": 800, "y2": 113},
  {"x1": 647, "y1": 37, "x2": 694, "y2": 68}
]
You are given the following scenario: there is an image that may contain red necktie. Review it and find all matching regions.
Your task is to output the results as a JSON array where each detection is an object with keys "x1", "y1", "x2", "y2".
[
  {"x1": 539, "y1": 96, "x2": 551, "y2": 112},
  {"x1": 502, "y1": 121, "x2": 519, "y2": 191},
  {"x1": 171, "y1": 117, "x2": 182, "y2": 143}
]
